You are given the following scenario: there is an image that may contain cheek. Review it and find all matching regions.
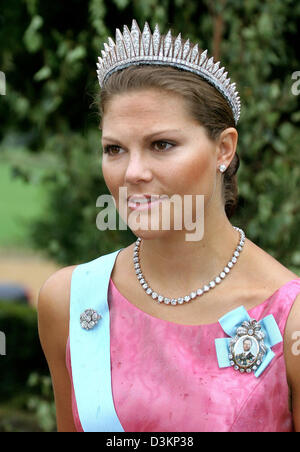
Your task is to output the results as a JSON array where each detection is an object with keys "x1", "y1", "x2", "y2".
[
  {"x1": 171, "y1": 151, "x2": 214, "y2": 195},
  {"x1": 102, "y1": 162, "x2": 121, "y2": 195},
  {"x1": 102, "y1": 162, "x2": 129, "y2": 211}
]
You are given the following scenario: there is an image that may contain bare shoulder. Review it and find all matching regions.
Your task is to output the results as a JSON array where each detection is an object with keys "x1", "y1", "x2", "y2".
[
  {"x1": 37, "y1": 264, "x2": 79, "y2": 357},
  {"x1": 246, "y1": 238, "x2": 300, "y2": 428},
  {"x1": 285, "y1": 292, "x2": 300, "y2": 363},
  {"x1": 284, "y1": 290, "x2": 300, "y2": 431},
  {"x1": 37, "y1": 265, "x2": 79, "y2": 432}
]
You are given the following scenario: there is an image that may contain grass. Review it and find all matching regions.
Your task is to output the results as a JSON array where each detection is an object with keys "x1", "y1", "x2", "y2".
[{"x1": 0, "y1": 161, "x2": 47, "y2": 249}]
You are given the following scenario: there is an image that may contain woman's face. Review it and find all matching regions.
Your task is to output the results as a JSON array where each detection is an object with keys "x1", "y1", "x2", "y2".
[{"x1": 101, "y1": 88, "x2": 221, "y2": 239}]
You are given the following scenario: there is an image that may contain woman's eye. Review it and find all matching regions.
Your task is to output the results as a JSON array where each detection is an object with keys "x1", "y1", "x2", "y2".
[
  {"x1": 153, "y1": 141, "x2": 173, "y2": 152},
  {"x1": 103, "y1": 140, "x2": 173, "y2": 156},
  {"x1": 103, "y1": 145, "x2": 122, "y2": 155}
]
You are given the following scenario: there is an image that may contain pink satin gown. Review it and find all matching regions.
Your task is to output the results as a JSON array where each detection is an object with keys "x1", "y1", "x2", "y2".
[{"x1": 66, "y1": 277, "x2": 300, "y2": 432}]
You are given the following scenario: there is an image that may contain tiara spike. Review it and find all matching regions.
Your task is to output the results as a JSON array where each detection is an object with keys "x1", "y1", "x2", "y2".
[
  {"x1": 173, "y1": 33, "x2": 182, "y2": 59},
  {"x1": 97, "y1": 20, "x2": 241, "y2": 124},
  {"x1": 108, "y1": 37, "x2": 115, "y2": 49},
  {"x1": 224, "y1": 77, "x2": 231, "y2": 89},
  {"x1": 229, "y1": 82, "x2": 237, "y2": 94},
  {"x1": 216, "y1": 66, "x2": 225, "y2": 78},
  {"x1": 158, "y1": 35, "x2": 165, "y2": 58},
  {"x1": 130, "y1": 19, "x2": 140, "y2": 56},
  {"x1": 111, "y1": 46, "x2": 117, "y2": 65},
  {"x1": 190, "y1": 43, "x2": 199, "y2": 64},
  {"x1": 211, "y1": 61, "x2": 220, "y2": 74},
  {"x1": 115, "y1": 28, "x2": 126, "y2": 61},
  {"x1": 142, "y1": 22, "x2": 151, "y2": 56},
  {"x1": 152, "y1": 24, "x2": 161, "y2": 56},
  {"x1": 122, "y1": 25, "x2": 135, "y2": 57},
  {"x1": 199, "y1": 49, "x2": 208, "y2": 66},
  {"x1": 220, "y1": 71, "x2": 228, "y2": 83},
  {"x1": 182, "y1": 38, "x2": 190, "y2": 60},
  {"x1": 164, "y1": 29, "x2": 173, "y2": 58},
  {"x1": 205, "y1": 56, "x2": 214, "y2": 71},
  {"x1": 131, "y1": 18, "x2": 140, "y2": 32},
  {"x1": 148, "y1": 35, "x2": 154, "y2": 56}
]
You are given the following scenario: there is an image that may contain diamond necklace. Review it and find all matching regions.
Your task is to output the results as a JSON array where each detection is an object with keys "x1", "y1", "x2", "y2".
[{"x1": 133, "y1": 226, "x2": 245, "y2": 306}]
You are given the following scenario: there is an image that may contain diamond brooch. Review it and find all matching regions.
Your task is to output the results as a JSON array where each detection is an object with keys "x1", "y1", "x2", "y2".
[
  {"x1": 215, "y1": 305, "x2": 283, "y2": 377},
  {"x1": 228, "y1": 319, "x2": 267, "y2": 373},
  {"x1": 80, "y1": 309, "x2": 102, "y2": 330}
]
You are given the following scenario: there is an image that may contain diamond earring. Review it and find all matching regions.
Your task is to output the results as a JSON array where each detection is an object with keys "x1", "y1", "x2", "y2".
[{"x1": 219, "y1": 164, "x2": 227, "y2": 173}]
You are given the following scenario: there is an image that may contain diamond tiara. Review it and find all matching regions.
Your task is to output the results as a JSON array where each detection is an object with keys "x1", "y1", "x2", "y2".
[{"x1": 96, "y1": 19, "x2": 241, "y2": 125}]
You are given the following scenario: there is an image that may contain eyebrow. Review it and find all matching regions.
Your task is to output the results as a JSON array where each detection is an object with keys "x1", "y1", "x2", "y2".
[{"x1": 101, "y1": 129, "x2": 181, "y2": 142}]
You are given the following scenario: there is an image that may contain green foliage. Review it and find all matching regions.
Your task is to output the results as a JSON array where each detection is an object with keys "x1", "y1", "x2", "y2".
[
  {"x1": 0, "y1": 159, "x2": 46, "y2": 248},
  {"x1": 0, "y1": 0, "x2": 299, "y2": 272},
  {"x1": 26, "y1": 372, "x2": 56, "y2": 432},
  {"x1": 0, "y1": 301, "x2": 49, "y2": 400},
  {"x1": 25, "y1": 129, "x2": 135, "y2": 264},
  {"x1": 0, "y1": 372, "x2": 56, "y2": 432},
  {"x1": 0, "y1": 300, "x2": 56, "y2": 431}
]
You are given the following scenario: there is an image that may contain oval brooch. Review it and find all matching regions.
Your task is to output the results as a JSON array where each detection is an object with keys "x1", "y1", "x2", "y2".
[
  {"x1": 215, "y1": 305, "x2": 283, "y2": 377},
  {"x1": 80, "y1": 309, "x2": 102, "y2": 330},
  {"x1": 229, "y1": 319, "x2": 266, "y2": 373}
]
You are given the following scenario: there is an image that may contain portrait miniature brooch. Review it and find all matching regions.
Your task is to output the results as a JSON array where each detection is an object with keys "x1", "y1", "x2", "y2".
[{"x1": 215, "y1": 306, "x2": 283, "y2": 377}]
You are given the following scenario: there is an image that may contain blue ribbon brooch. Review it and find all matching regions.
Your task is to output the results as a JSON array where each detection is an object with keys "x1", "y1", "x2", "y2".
[{"x1": 215, "y1": 306, "x2": 283, "y2": 377}]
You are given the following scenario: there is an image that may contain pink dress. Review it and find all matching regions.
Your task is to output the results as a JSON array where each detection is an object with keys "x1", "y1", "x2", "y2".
[{"x1": 66, "y1": 277, "x2": 300, "y2": 432}]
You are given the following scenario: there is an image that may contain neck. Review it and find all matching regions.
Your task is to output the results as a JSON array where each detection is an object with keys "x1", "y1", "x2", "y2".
[{"x1": 135, "y1": 213, "x2": 243, "y2": 295}]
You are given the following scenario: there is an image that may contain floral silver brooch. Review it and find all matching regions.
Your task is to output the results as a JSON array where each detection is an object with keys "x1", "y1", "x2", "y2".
[
  {"x1": 215, "y1": 305, "x2": 283, "y2": 377},
  {"x1": 80, "y1": 309, "x2": 102, "y2": 330}
]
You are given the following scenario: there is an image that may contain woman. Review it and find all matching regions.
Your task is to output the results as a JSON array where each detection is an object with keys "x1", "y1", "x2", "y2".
[{"x1": 38, "y1": 19, "x2": 300, "y2": 432}]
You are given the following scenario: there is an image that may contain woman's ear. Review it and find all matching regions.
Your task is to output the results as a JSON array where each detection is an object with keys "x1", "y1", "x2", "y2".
[{"x1": 216, "y1": 127, "x2": 238, "y2": 168}]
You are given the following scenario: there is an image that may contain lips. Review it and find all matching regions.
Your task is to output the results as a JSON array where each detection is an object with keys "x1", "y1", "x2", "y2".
[
  {"x1": 127, "y1": 194, "x2": 167, "y2": 203},
  {"x1": 127, "y1": 194, "x2": 169, "y2": 210}
]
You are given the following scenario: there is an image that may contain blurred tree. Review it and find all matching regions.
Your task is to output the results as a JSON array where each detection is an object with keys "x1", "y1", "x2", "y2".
[{"x1": 0, "y1": 0, "x2": 299, "y2": 272}]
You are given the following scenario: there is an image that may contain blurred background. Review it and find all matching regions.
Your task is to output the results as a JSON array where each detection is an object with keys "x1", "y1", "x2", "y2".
[{"x1": 0, "y1": 0, "x2": 299, "y2": 432}]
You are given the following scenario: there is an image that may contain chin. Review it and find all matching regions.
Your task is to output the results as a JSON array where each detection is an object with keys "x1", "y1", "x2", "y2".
[{"x1": 130, "y1": 228, "x2": 173, "y2": 241}]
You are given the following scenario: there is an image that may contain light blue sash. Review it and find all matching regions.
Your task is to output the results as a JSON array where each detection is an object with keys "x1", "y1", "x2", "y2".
[{"x1": 69, "y1": 248, "x2": 125, "y2": 432}]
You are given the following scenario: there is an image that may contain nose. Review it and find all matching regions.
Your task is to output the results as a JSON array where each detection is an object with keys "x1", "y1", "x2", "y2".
[{"x1": 124, "y1": 152, "x2": 153, "y2": 185}]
